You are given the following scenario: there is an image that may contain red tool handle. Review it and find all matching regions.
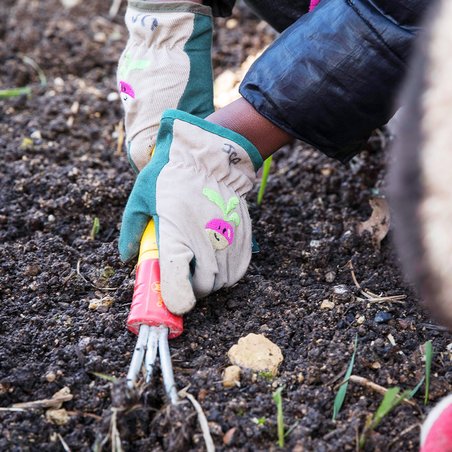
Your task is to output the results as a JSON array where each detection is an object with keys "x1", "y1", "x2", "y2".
[{"x1": 127, "y1": 220, "x2": 183, "y2": 338}]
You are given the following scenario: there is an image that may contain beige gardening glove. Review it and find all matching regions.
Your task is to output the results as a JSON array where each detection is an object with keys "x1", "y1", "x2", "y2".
[
  {"x1": 117, "y1": 1, "x2": 214, "y2": 172},
  {"x1": 119, "y1": 110, "x2": 263, "y2": 315}
]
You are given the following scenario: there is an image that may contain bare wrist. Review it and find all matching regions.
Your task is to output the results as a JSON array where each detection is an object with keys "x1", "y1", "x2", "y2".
[{"x1": 206, "y1": 98, "x2": 293, "y2": 160}]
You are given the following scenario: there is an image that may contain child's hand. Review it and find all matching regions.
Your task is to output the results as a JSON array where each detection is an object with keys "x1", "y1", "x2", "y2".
[
  {"x1": 119, "y1": 110, "x2": 262, "y2": 315},
  {"x1": 117, "y1": 2, "x2": 214, "y2": 173}
]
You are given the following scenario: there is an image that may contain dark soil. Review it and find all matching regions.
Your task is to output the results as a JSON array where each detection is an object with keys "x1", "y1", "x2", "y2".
[{"x1": 0, "y1": 1, "x2": 450, "y2": 451}]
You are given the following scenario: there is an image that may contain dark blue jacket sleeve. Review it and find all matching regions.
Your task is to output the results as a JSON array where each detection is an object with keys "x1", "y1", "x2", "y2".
[{"x1": 239, "y1": 0, "x2": 429, "y2": 162}]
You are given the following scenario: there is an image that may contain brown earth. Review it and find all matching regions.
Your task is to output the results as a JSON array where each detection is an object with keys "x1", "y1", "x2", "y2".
[{"x1": 0, "y1": 1, "x2": 450, "y2": 451}]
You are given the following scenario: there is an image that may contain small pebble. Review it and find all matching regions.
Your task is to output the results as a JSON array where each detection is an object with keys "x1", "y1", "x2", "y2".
[
  {"x1": 374, "y1": 311, "x2": 392, "y2": 324},
  {"x1": 332, "y1": 284, "x2": 353, "y2": 302},
  {"x1": 371, "y1": 361, "x2": 381, "y2": 369},
  {"x1": 320, "y1": 300, "x2": 335, "y2": 310},
  {"x1": 208, "y1": 422, "x2": 223, "y2": 436},
  {"x1": 309, "y1": 239, "x2": 322, "y2": 248},
  {"x1": 30, "y1": 130, "x2": 42, "y2": 140},
  {"x1": 24, "y1": 264, "x2": 40, "y2": 276},
  {"x1": 45, "y1": 408, "x2": 69, "y2": 425},
  {"x1": 88, "y1": 297, "x2": 113, "y2": 311},
  {"x1": 223, "y1": 427, "x2": 236, "y2": 446},
  {"x1": 325, "y1": 271, "x2": 336, "y2": 283},
  {"x1": 356, "y1": 315, "x2": 366, "y2": 325},
  {"x1": 222, "y1": 365, "x2": 241, "y2": 388},
  {"x1": 45, "y1": 372, "x2": 56, "y2": 383},
  {"x1": 227, "y1": 333, "x2": 283, "y2": 376}
]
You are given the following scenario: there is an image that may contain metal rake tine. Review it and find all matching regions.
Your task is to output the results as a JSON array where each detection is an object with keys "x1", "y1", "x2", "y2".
[
  {"x1": 126, "y1": 324, "x2": 150, "y2": 389},
  {"x1": 158, "y1": 326, "x2": 178, "y2": 404},
  {"x1": 144, "y1": 326, "x2": 160, "y2": 383}
]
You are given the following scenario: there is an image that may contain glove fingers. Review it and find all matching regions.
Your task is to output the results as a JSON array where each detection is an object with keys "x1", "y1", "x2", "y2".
[
  {"x1": 118, "y1": 203, "x2": 150, "y2": 263},
  {"x1": 159, "y1": 242, "x2": 197, "y2": 315}
]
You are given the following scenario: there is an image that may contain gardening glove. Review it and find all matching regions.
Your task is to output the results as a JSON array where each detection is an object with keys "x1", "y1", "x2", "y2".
[
  {"x1": 117, "y1": 1, "x2": 214, "y2": 173},
  {"x1": 119, "y1": 109, "x2": 263, "y2": 315}
]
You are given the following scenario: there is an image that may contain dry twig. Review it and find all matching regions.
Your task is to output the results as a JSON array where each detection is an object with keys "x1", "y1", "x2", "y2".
[
  {"x1": 347, "y1": 261, "x2": 406, "y2": 305},
  {"x1": 58, "y1": 433, "x2": 72, "y2": 452},
  {"x1": 179, "y1": 387, "x2": 215, "y2": 452},
  {"x1": 109, "y1": 0, "x2": 123, "y2": 18},
  {"x1": 348, "y1": 375, "x2": 416, "y2": 407},
  {"x1": 387, "y1": 423, "x2": 420, "y2": 448},
  {"x1": 13, "y1": 387, "x2": 73, "y2": 409}
]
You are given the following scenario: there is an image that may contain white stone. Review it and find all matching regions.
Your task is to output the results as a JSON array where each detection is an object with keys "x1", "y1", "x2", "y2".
[
  {"x1": 222, "y1": 365, "x2": 241, "y2": 388},
  {"x1": 320, "y1": 300, "x2": 335, "y2": 310},
  {"x1": 227, "y1": 333, "x2": 283, "y2": 376}
]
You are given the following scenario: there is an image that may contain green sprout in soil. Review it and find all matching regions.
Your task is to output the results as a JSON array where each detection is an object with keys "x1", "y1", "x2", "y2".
[
  {"x1": 257, "y1": 156, "x2": 273, "y2": 205},
  {"x1": 358, "y1": 378, "x2": 424, "y2": 449},
  {"x1": 358, "y1": 387, "x2": 411, "y2": 448},
  {"x1": 91, "y1": 372, "x2": 117, "y2": 383},
  {"x1": 0, "y1": 56, "x2": 47, "y2": 99},
  {"x1": 0, "y1": 86, "x2": 32, "y2": 99},
  {"x1": 424, "y1": 340, "x2": 433, "y2": 405},
  {"x1": 90, "y1": 217, "x2": 100, "y2": 240},
  {"x1": 252, "y1": 417, "x2": 267, "y2": 426},
  {"x1": 333, "y1": 334, "x2": 358, "y2": 421},
  {"x1": 272, "y1": 386, "x2": 285, "y2": 448},
  {"x1": 258, "y1": 370, "x2": 275, "y2": 381}
]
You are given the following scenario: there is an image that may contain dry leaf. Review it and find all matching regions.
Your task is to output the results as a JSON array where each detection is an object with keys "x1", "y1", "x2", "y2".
[
  {"x1": 13, "y1": 386, "x2": 72, "y2": 409},
  {"x1": 357, "y1": 198, "x2": 390, "y2": 248}
]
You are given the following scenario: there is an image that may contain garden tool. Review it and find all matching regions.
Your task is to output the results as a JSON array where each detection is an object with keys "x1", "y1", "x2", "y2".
[{"x1": 126, "y1": 220, "x2": 183, "y2": 404}]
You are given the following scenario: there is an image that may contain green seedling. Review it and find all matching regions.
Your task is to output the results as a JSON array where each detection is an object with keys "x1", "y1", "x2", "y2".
[
  {"x1": 91, "y1": 372, "x2": 117, "y2": 383},
  {"x1": 257, "y1": 156, "x2": 273, "y2": 205},
  {"x1": 424, "y1": 340, "x2": 433, "y2": 405},
  {"x1": 333, "y1": 334, "x2": 358, "y2": 421},
  {"x1": 258, "y1": 370, "x2": 275, "y2": 381},
  {"x1": 90, "y1": 217, "x2": 100, "y2": 240},
  {"x1": 272, "y1": 386, "x2": 285, "y2": 448},
  {"x1": 358, "y1": 377, "x2": 424, "y2": 449},
  {"x1": 0, "y1": 56, "x2": 46, "y2": 100},
  {"x1": 252, "y1": 417, "x2": 267, "y2": 426},
  {"x1": 358, "y1": 386, "x2": 411, "y2": 449},
  {"x1": 0, "y1": 86, "x2": 32, "y2": 99},
  {"x1": 101, "y1": 266, "x2": 115, "y2": 280}
]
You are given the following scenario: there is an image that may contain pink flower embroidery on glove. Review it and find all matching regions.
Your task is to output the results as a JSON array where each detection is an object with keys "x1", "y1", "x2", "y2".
[
  {"x1": 119, "y1": 80, "x2": 135, "y2": 101},
  {"x1": 202, "y1": 188, "x2": 240, "y2": 250}
]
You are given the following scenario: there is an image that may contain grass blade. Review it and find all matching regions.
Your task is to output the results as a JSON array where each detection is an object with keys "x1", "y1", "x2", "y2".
[
  {"x1": 90, "y1": 217, "x2": 100, "y2": 240},
  {"x1": 91, "y1": 372, "x2": 117, "y2": 382},
  {"x1": 22, "y1": 55, "x2": 47, "y2": 87},
  {"x1": 257, "y1": 156, "x2": 273, "y2": 205},
  {"x1": 408, "y1": 376, "x2": 425, "y2": 400},
  {"x1": 333, "y1": 334, "x2": 358, "y2": 420},
  {"x1": 272, "y1": 386, "x2": 285, "y2": 448},
  {"x1": 0, "y1": 87, "x2": 32, "y2": 99},
  {"x1": 424, "y1": 340, "x2": 433, "y2": 405},
  {"x1": 372, "y1": 387, "x2": 400, "y2": 426}
]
